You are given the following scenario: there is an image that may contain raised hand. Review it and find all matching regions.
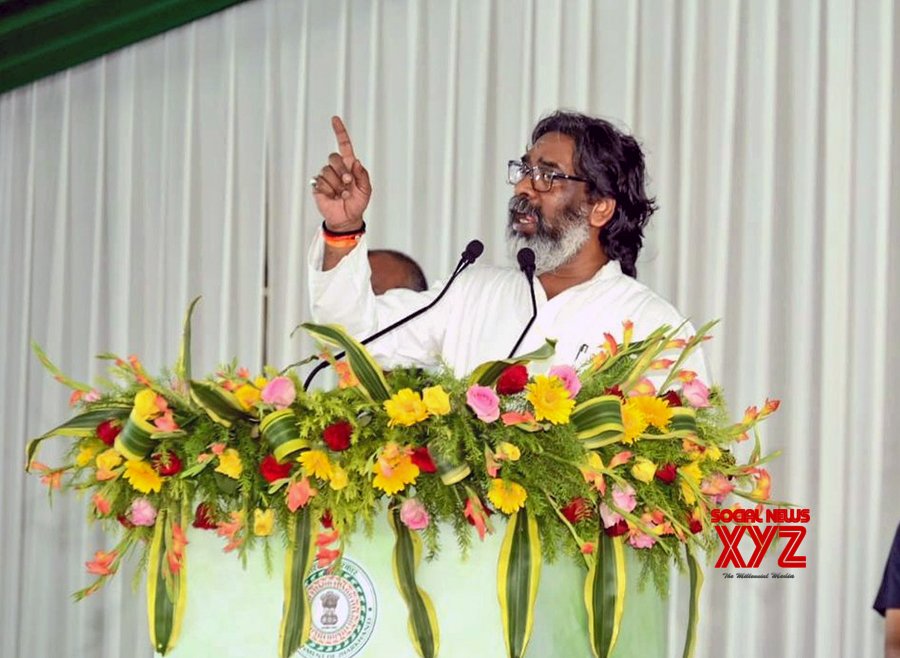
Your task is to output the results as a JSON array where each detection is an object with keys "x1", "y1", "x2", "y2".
[{"x1": 311, "y1": 116, "x2": 372, "y2": 232}]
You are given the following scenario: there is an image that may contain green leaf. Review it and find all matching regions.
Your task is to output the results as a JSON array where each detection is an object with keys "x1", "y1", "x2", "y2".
[
  {"x1": 469, "y1": 340, "x2": 557, "y2": 386},
  {"x1": 584, "y1": 529, "x2": 626, "y2": 658},
  {"x1": 146, "y1": 509, "x2": 187, "y2": 654},
  {"x1": 388, "y1": 506, "x2": 440, "y2": 658},
  {"x1": 176, "y1": 297, "x2": 202, "y2": 383},
  {"x1": 25, "y1": 406, "x2": 130, "y2": 469},
  {"x1": 301, "y1": 323, "x2": 392, "y2": 402},
  {"x1": 31, "y1": 341, "x2": 93, "y2": 391},
  {"x1": 682, "y1": 544, "x2": 704, "y2": 658},
  {"x1": 571, "y1": 395, "x2": 623, "y2": 446},
  {"x1": 189, "y1": 380, "x2": 253, "y2": 427},
  {"x1": 497, "y1": 509, "x2": 542, "y2": 658},
  {"x1": 278, "y1": 508, "x2": 316, "y2": 658}
]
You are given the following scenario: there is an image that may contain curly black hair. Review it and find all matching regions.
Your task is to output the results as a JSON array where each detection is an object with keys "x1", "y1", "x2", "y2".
[{"x1": 531, "y1": 111, "x2": 657, "y2": 277}]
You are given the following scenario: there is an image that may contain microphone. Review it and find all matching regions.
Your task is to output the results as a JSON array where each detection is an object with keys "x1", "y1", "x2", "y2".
[
  {"x1": 303, "y1": 239, "x2": 484, "y2": 390},
  {"x1": 507, "y1": 247, "x2": 537, "y2": 358}
]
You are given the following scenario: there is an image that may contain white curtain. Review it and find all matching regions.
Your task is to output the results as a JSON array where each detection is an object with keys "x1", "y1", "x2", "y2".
[{"x1": 1, "y1": 1, "x2": 897, "y2": 657}]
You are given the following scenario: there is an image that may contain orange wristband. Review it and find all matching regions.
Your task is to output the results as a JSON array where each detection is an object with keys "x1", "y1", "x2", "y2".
[{"x1": 322, "y1": 232, "x2": 363, "y2": 248}]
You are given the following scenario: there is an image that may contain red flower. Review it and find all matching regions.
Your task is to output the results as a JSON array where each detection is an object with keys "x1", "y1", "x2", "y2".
[
  {"x1": 604, "y1": 385, "x2": 626, "y2": 400},
  {"x1": 322, "y1": 421, "x2": 352, "y2": 452},
  {"x1": 117, "y1": 514, "x2": 134, "y2": 529},
  {"x1": 259, "y1": 454, "x2": 293, "y2": 483},
  {"x1": 604, "y1": 519, "x2": 629, "y2": 537},
  {"x1": 321, "y1": 510, "x2": 334, "y2": 529},
  {"x1": 192, "y1": 503, "x2": 218, "y2": 530},
  {"x1": 689, "y1": 518, "x2": 703, "y2": 534},
  {"x1": 496, "y1": 365, "x2": 528, "y2": 395},
  {"x1": 96, "y1": 419, "x2": 122, "y2": 446},
  {"x1": 151, "y1": 451, "x2": 183, "y2": 476},
  {"x1": 655, "y1": 463, "x2": 678, "y2": 484},
  {"x1": 562, "y1": 497, "x2": 594, "y2": 524},
  {"x1": 661, "y1": 390, "x2": 683, "y2": 407},
  {"x1": 410, "y1": 446, "x2": 437, "y2": 474}
]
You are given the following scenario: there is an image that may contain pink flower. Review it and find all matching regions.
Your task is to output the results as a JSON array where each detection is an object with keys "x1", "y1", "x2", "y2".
[
  {"x1": 549, "y1": 365, "x2": 581, "y2": 398},
  {"x1": 701, "y1": 473, "x2": 735, "y2": 505},
  {"x1": 129, "y1": 498, "x2": 157, "y2": 526},
  {"x1": 83, "y1": 389, "x2": 102, "y2": 403},
  {"x1": 210, "y1": 443, "x2": 226, "y2": 456},
  {"x1": 612, "y1": 483, "x2": 637, "y2": 514},
  {"x1": 682, "y1": 379, "x2": 711, "y2": 408},
  {"x1": 153, "y1": 411, "x2": 179, "y2": 432},
  {"x1": 261, "y1": 377, "x2": 296, "y2": 409},
  {"x1": 399, "y1": 498, "x2": 430, "y2": 530},
  {"x1": 599, "y1": 503, "x2": 623, "y2": 528},
  {"x1": 628, "y1": 530, "x2": 657, "y2": 549},
  {"x1": 466, "y1": 385, "x2": 500, "y2": 423}
]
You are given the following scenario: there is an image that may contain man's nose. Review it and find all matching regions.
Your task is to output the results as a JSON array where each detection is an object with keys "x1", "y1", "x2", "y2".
[{"x1": 514, "y1": 175, "x2": 538, "y2": 200}]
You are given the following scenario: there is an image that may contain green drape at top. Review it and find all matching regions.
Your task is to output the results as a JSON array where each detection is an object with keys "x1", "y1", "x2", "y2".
[{"x1": 0, "y1": 0, "x2": 250, "y2": 95}]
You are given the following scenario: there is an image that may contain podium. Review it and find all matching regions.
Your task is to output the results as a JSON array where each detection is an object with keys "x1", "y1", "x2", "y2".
[{"x1": 164, "y1": 510, "x2": 665, "y2": 658}]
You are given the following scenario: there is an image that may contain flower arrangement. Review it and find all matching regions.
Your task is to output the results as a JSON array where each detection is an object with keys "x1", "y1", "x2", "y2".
[{"x1": 26, "y1": 301, "x2": 781, "y2": 658}]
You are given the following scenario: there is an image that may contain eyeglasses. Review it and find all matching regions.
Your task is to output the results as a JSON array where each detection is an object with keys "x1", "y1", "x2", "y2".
[{"x1": 507, "y1": 160, "x2": 590, "y2": 192}]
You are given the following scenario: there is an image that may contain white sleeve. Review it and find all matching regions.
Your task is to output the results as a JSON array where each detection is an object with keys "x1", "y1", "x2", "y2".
[{"x1": 306, "y1": 232, "x2": 448, "y2": 369}]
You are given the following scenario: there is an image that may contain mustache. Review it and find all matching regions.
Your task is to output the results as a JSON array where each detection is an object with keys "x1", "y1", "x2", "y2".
[{"x1": 507, "y1": 195, "x2": 543, "y2": 224}]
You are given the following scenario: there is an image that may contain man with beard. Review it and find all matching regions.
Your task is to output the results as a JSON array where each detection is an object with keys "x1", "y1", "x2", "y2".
[
  {"x1": 305, "y1": 112, "x2": 708, "y2": 657},
  {"x1": 308, "y1": 112, "x2": 703, "y2": 378}
]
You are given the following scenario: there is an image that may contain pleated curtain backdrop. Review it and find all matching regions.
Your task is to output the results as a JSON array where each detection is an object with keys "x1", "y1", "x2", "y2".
[{"x1": 1, "y1": 1, "x2": 897, "y2": 657}]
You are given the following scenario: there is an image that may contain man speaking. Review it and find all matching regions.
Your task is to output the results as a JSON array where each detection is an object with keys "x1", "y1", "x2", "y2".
[{"x1": 306, "y1": 112, "x2": 707, "y2": 657}]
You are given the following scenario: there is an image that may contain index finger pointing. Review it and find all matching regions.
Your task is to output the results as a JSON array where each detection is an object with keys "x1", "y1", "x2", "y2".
[{"x1": 331, "y1": 116, "x2": 356, "y2": 160}]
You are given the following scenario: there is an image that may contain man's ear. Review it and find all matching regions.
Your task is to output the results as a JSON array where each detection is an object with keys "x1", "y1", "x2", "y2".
[{"x1": 589, "y1": 197, "x2": 616, "y2": 229}]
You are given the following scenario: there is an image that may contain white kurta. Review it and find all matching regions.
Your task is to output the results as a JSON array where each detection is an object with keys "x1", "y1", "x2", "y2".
[{"x1": 308, "y1": 233, "x2": 709, "y2": 381}]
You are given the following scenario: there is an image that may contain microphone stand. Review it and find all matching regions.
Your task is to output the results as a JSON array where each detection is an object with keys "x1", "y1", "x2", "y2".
[
  {"x1": 508, "y1": 248, "x2": 537, "y2": 359},
  {"x1": 303, "y1": 240, "x2": 484, "y2": 390}
]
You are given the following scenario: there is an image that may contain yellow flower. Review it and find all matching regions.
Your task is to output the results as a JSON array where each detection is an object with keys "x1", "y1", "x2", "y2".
[
  {"x1": 372, "y1": 443, "x2": 419, "y2": 494},
  {"x1": 234, "y1": 384, "x2": 261, "y2": 411},
  {"x1": 215, "y1": 448, "x2": 243, "y2": 479},
  {"x1": 704, "y1": 444, "x2": 722, "y2": 462},
  {"x1": 620, "y1": 400, "x2": 649, "y2": 444},
  {"x1": 329, "y1": 465, "x2": 349, "y2": 491},
  {"x1": 496, "y1": 442, "x2": 521, "y2": 462},
  {"x1": 76, "y1": 444, "x2": 101, "y2": 468},
  {"x1": 123, "y1": 459, "x2": 163, "y2": 493},
  {"x1": 525, "y1": 375, "x2": 575, "y2": 425},
  {"x1": 422, "y1": 385, "x2": 451, "y2": 416},
  {"x1": 488, "y1": 479, "x2": 528, "y2": 514},
  {"x1": 628, "y1": 395, "x2": 673, "y2": 431},
  {"x1": 253, "y1": 376, "x2": 268, "y2": 389},
  {"x1": 133, "y1": 388, "x2": 160, "y2": 420},
  {"x1": 253, "y1": 508, "x2": 275, "y2": 536},
  {"x1": 631, "y1": 457, "x2": 657, "y2": 484},
  {"x1": 679, "y1": 461, "x2": 703, "y2": 504},
  {"x1": 95, "y1": 448, "x2": 123, "y2": 471},
  {"x1": 384, "y1": 389, "x2": 429, "y2": 427},
  {"x1": 299, "y1": 449, "x2": 334, "y2": 481}
]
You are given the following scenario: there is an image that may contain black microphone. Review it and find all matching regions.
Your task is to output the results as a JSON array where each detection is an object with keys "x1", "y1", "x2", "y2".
[
  {"x1": 303, "y1": 239, "x2": 484, "y2": 390},
  {"x1": 507, "y1": 247, "x2": 537, "y2": 358}
]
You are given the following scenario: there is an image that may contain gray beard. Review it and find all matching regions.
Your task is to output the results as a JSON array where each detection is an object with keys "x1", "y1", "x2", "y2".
[{"x1": 506, "y1": 207, "x2": 591, "y2": 275}]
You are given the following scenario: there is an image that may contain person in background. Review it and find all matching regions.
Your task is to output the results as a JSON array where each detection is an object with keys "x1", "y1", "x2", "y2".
[
  {"x1": 875, "y1": 522, "x2": 900, "y2": 658},
  {"x1": 368, "y1": 249, "x2": 428, "y2": 295}
]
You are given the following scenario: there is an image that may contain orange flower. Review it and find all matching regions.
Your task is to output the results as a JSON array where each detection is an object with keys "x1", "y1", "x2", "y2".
[
  {"x1": 167, "y1": 523, "x2": 189, "y2": 574},
  {"x1": 85, "y1": 550, "x2": 118, "y2": 576},
  {"x1": 216, "y1": 512, "x2": 244, "y2": 553},
  {"x1": 334, "y1": 361, "x2": 359, "y2": 389},
  {"x1": 747, "y1": 468, "x2": 771, "y2": 501},
  {"x1": 91, "y1": 493, "x2": 111, "y2": 516},
  {"x1": 287, "y1": 477, "x2": 318, "y2": 512}
]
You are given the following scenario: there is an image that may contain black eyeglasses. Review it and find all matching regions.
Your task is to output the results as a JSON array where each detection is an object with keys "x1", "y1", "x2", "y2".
[{"x1": 507, "y1": 160, "x2": 590, "y2": 192}]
